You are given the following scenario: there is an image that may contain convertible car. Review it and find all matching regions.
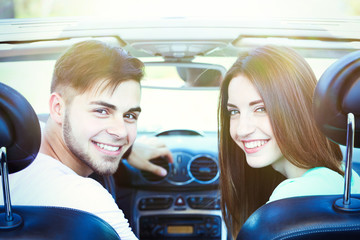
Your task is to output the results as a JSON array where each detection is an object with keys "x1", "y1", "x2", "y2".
[{"x1": 1, "y1": 11, "x2": 360, "y2": 240}]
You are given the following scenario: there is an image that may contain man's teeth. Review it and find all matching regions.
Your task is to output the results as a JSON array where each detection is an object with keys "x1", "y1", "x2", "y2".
[
  {"x1": 244, "y1": 140, "x2": 267, "y2": 149},
  {"x1": 96, "y1": 143, "x2": 120, "y2": 152}
]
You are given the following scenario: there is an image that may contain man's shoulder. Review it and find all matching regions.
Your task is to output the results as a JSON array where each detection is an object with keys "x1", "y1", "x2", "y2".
[
  {"x1": 18, "y1": 153, "x2": 113, "y2": 205},
  {"x1": 33, "y1": 153, "x2": 71, "y2": 169},
  {"x1": 18, "y1": 153, "x2": 105, "y2": 194},
  {"x1": 8, "y1": 154, "x2": 113, "y2": 208},
  {"x1": 36, "y1": 153, "x2": 104, "y2": 186},
  {"x1": 26, "y1": 153, "x2": 77, "y2": 178}
]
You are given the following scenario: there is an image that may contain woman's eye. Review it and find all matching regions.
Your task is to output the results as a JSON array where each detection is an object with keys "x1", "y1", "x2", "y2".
[
  {"x1": 255, "y1": 107, "x2": 266, "y2": 113},
  {"x1": 228, "y1": 109, "x2": 239, "y2": 116}
]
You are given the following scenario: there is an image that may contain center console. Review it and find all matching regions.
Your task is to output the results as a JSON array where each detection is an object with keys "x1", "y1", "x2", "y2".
[{"x1": 134, "y1": 190, "x2": 226, "y2": 240}]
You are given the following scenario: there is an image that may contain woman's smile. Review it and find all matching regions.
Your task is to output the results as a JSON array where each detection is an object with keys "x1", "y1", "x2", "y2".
[{"x1": 242, "y1": 139, "x2": 269, "y2": 154}]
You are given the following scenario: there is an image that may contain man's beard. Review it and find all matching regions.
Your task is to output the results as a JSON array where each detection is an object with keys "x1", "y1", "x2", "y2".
[{"x1": 63, "y1": 112, "x2": 120, "y2": 176}]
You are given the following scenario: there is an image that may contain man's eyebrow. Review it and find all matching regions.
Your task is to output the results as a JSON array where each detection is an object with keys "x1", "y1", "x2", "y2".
[
  {"x1": 90, "y1": 101, "x2": 141, "y2": 113},
  {"x1": 128, "y1": 106, "x2": 142, "y2": 113},
  {"x1": 90, "y1": 101, "x2": 117, "y2": 110}
]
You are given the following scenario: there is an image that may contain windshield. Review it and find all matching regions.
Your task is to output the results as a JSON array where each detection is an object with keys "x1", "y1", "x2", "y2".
[
  {"x1": 0, "y1": 56, "x2": 226, "y2": 133},
  {"x1": 0, "y1": 55, "x2": 337, "y2": 133}
]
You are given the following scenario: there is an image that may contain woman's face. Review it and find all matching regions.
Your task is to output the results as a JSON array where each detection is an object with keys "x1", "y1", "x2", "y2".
[{"x1": 227, "y1": 74, "x2": 285, "y2": 169}]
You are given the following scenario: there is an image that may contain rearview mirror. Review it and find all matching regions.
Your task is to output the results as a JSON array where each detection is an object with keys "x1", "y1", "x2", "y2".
[{"x1": 142, "y1": 62, "x2": 226, "y2": 88}]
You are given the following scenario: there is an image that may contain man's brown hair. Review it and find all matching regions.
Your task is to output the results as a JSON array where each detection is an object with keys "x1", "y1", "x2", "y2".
[{"x1": 51, "y1": 40, "x2": 144, "y2": 103}]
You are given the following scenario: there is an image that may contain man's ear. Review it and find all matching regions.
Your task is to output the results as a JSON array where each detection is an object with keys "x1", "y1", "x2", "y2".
[{"x1": 49, "y1": 93, "x2": 65, "y2": 124}]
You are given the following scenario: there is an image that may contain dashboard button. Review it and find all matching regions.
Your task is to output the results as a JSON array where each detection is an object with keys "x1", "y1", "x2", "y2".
[{"x1": 175, "y1": 196, "x2": 185, "y2": 206}]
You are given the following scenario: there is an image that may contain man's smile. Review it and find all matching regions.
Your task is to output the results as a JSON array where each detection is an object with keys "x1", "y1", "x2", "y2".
[{"x1": 92, "y1": 140, "x2": 123, "y2": 155}]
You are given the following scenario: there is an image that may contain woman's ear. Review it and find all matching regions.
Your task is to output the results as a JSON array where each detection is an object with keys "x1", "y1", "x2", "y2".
[{"x1": 49, "y1": 92, "x2": 65, "y2": 125}]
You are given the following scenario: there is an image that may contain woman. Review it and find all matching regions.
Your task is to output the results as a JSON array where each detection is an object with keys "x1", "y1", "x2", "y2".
[{"x1": 218, "y1": 45, "x2": 360, "y2": 238}]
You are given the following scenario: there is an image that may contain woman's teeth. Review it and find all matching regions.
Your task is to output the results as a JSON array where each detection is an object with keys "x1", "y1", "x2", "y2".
[{"x1": 244, "y1": 140, "x2": 267, "y2": 149}]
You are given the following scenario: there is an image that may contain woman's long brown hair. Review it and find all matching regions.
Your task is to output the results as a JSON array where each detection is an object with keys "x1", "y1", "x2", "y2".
[{"x1": 218, "y1": 45, "x2": 343, "y2": 238}]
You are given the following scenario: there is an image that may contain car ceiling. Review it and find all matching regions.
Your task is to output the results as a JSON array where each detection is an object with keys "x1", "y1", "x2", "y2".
[{"x1": 0, "y1": 17, "x2": 360, "y2": 61}]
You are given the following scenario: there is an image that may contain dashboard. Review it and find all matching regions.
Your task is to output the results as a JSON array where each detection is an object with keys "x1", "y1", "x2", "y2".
[
  {"x1": 115, "y1": 130, "x2": 227, "y2": 240},
  {"x1": 126, "y1": 131, "x2": 219, "y2": 188}
]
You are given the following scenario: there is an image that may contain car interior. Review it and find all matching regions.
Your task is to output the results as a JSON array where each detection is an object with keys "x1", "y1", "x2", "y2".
[{"x1": 0, "y1": 16, "x2": 360, "y2": 240}]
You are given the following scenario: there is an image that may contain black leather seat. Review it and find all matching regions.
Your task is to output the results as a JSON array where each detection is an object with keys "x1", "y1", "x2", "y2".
[
  {"x1": 237, "y1": 50, "x2": 360, "y2": 240},
  {"x1": 0, "y1": 82, "x2": 120, "y2": 239}
]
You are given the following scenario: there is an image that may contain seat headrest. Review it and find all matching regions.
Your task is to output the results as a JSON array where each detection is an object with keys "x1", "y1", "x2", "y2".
[
  {"x1": 0, "y1": 83, "x2": 41, "y2": 173},
  {"x1": 313, "y1": 50, "x2": 360, "y2": 147}
]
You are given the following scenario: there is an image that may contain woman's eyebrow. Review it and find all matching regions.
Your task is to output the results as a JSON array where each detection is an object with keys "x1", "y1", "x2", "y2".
[
  {"x1": 249, "y1": 99, "x2": 263, "y2": 106},
  {"x1": 226, "y1": 103, "x2": 237, "y2": 108},
  {"x1": 227, "y1": 100, "x2": 263, "y2": 108}
]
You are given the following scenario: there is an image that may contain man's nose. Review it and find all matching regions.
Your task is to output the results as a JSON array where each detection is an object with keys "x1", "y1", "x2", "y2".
[{"x1": 106, "y1": 117, "x2": 128, "y2": 139}]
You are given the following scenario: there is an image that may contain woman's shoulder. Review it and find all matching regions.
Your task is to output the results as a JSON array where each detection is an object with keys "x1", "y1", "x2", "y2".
[{"x1": 268, "y1": 167, "x2": 344, "y2": 203}]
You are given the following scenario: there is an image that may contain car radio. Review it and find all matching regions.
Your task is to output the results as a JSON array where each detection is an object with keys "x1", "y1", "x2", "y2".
[{"x1": 139, "y1": 214, "x2": 221, "y2": 240}]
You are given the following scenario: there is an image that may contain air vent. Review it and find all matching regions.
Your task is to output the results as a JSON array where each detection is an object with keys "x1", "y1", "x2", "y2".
[
  {"x1": 141, "y1": 157, "x2": 169, "y2": 182},
  {"x1": 138, "y1": 197, "x2": 173, "y2": 210},
  {"x1": 189, "y1": 156, "x2": 218, "y2": 183},
  {"x1": 187, "y1": 197, "x2": 220, "y2": 210}
]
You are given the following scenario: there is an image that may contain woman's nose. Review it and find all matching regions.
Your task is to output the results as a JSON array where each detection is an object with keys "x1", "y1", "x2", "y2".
[{"x1": 236, "y1": 113, "x2": 256, "y2": 138}]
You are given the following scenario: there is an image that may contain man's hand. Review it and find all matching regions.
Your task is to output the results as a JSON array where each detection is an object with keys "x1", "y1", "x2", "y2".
[{"x1": 127, "y1": 136, "x2": 173, "y2": 176}]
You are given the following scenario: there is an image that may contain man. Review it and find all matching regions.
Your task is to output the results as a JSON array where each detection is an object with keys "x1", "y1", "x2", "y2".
[{"x1": 7, "y1": 40, "x2": 171, "y2": 240}]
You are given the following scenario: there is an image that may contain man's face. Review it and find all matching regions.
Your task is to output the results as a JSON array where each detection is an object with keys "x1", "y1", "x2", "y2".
[{"x1": 63, "y1": 80, "x2": 141, "y2": 175}]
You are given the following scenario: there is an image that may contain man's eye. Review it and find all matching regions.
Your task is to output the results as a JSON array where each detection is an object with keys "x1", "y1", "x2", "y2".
[
  {"x1": 95, "y1": 109, "x2": 108, "y2": 115},
  {"x1": 124, "y1": 113, "x2": 138, "y2": 120}
]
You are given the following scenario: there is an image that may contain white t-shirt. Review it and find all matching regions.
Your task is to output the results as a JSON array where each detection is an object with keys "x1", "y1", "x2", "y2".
[
  {"x1": 268, "y1": 167, "x2": 360, "y2": 203},
  {"x1": 1, "y1": 153, "x2": 137, "y2": 240}
]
